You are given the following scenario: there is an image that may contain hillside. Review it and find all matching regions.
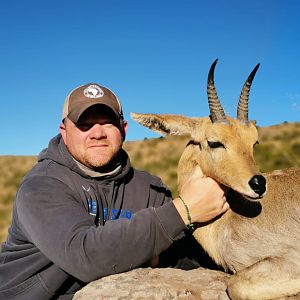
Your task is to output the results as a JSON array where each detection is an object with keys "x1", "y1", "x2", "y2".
[{"x1": 0, "y1": 121, "x2": 299, "y2": 243}]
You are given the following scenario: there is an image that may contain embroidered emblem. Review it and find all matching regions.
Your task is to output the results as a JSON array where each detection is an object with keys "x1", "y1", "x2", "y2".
[
  {"x1": 82, "y1": 185, "x2": 91, "y2": 192},
  {"x1": 84, "y1": 85, "x2": 104, "y2": 98}
]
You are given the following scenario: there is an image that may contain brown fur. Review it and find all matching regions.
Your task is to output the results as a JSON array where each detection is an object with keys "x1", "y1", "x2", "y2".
[{"x1": 131, "y1": 112, "x2": 300, "y2": 300}]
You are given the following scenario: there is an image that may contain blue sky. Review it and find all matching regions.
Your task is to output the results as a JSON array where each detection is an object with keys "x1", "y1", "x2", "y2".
[{"x1": 1, "y1": 0, "x2": 299, "y2": 155}]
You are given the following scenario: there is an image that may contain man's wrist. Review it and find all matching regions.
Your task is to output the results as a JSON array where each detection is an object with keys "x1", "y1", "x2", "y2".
[
  {"x1": 178, "y1": 195, "x2": 194, "y2": 231},
  {"x1": 173, "y1": 197, "x2": 189, "y2": 225}
]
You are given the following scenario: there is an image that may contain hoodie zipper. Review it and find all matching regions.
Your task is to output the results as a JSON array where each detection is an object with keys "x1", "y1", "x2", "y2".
[
  {"x1": 94, "y1": 180, "x2": 119, "y2": 225},
  {"x1": 94, "y1": 182, "x2": 104, "y2": 226}
]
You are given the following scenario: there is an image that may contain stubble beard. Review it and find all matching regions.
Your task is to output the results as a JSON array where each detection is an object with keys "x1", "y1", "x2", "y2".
[
  {"x1": 84, "y1": 151, "x2": 115, "y2": 169},
  {"x1": 68, "y1": 144, "x2": 121, "y2": 171}
]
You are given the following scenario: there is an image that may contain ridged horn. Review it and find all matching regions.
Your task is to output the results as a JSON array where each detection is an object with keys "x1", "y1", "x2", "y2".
[
  {"x1": 237, "y1": 63, "x2": 260, "y2": 122},
  {"x1": 207, "y1": 59, "x2": 227, "y2": 123}
]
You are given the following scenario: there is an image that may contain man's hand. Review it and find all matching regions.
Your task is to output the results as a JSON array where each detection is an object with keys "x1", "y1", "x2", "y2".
[{"x1": 173, "y1": 176, "x2": 229, "y2": 225}]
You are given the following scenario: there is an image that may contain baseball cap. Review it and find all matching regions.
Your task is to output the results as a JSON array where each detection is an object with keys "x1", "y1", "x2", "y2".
[{"x1": 62, "y1": 83, "x2": 124, "y2": 123}]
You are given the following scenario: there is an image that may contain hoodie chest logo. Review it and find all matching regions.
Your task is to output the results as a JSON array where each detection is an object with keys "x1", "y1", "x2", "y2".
[
  {"x1": 87, "y1": 198, "x2": 97, "y2": 216},
  {"x1": 83, "y1": 185, "x2": 133, "y2": 221}
]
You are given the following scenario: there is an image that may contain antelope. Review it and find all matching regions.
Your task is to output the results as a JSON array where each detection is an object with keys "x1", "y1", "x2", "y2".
[{"x1": 131, "y1": 60, "x2": 300, "y2": 300}]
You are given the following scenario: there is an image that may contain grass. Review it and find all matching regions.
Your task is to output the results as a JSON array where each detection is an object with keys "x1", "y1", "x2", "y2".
[{"x1": 0, "y1": 156, "x2": 37, "y2": 243}]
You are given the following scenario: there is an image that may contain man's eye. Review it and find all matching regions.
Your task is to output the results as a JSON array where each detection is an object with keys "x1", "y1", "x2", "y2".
[
  {"x1": 76, "y1": 122, "x2": 115, "y2": 131},
  {"x1": 76, "y1": 123, "x2": 93, "y2": 131},
  {"x1": 207, "y1": 141, "x2": 225, "y2": 149}
]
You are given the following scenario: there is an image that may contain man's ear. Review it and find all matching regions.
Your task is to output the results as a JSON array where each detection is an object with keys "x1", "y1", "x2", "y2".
[
  {"x1": 59, "y1": 121, "x2": 67, "y2": 144},
  {"x1": 121, "y1": 120, "x2": 128, "y2": 141}
]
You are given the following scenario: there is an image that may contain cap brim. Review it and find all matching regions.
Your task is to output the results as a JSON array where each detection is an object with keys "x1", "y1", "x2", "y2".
[{"x1": 67, "y1": 103, "x2": 121, "y2": 123}]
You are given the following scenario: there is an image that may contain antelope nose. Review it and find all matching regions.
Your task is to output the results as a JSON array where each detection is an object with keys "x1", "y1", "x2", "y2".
[{"x1": 248, "y1": 175, "x2": 266, "y2": 196}]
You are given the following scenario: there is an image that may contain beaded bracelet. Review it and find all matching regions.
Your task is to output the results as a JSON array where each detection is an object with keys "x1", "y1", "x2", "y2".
[{"x1": 178, "y1": 195, "x2": 195, "y2": 231}]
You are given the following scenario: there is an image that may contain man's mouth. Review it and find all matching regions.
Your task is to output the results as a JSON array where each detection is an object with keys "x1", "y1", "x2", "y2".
[{"x1": 88, "y1": 144, "x2": 109, "y2": 148}]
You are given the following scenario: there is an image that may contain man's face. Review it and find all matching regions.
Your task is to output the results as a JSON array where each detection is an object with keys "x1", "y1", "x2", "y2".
[{"x1": 60, "y1": 105, "x2": 128, "y2": 170}]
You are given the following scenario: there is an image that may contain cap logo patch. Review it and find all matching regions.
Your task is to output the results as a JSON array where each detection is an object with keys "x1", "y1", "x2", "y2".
[{"x1": 84, "y1": 85, "x2": 104, "y2": 98}]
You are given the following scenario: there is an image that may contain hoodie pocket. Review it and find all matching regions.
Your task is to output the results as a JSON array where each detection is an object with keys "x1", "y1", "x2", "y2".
[{"x1": 0, "y1": 275, "x2": 53, "y2": 300}]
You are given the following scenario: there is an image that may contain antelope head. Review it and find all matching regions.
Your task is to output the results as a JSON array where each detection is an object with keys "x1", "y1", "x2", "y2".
[{"x1": 131, "y1": 60, "x2": 267, "y2": 201}]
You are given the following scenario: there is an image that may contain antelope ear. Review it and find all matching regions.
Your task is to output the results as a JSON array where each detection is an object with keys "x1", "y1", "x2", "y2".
[{"x1": 130, "y1": 112, "x2": 196, "y2": 136}]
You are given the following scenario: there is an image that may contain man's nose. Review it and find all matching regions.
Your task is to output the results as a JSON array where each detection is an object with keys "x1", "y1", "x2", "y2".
[{"x1": 89, "y1": 124, "x2": 107, "y2": 139}]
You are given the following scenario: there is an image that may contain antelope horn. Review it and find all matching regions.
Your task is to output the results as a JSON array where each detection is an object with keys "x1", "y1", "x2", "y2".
[
  {"x1": 237, "y1": 63, "x2": 260, "y2": 122},
  {"x1": 207, "y1": 59, "x2": 227, "y2": 123}
]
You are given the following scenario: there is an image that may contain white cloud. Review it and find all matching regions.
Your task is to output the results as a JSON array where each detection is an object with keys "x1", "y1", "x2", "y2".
[{"x1": 286, "y1": 93, "x2": 300, "y2": 110}]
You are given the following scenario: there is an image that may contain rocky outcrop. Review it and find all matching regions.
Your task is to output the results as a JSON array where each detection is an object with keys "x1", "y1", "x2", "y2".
[
  {"x1": 73, "y1": 267, "x2": 231, "y2": 300},
  {"x1": 73, "y1": 267, "x2": 300, "y2": 299}
]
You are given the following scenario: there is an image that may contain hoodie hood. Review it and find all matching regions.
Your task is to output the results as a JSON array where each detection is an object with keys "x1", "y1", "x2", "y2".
[{"x1": 38, "y1": 134, "x2": 131, "y2": 181}]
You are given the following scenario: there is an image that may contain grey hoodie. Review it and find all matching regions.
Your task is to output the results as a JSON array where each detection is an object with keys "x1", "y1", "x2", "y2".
[{"x1": 0, "y1": 134, "x2": 186, "y2": 299}]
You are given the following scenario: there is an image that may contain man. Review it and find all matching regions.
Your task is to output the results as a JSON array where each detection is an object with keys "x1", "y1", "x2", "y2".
[{"x1": 0, "y1": 83, "x2": 229, "y2": 299}]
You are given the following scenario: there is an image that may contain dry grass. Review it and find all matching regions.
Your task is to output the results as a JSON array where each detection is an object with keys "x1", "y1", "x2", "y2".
[
  {"x1": 124, "y1": 136, "x2": 189, "y2": 195},
  {"x1": 0, "y1": 121, "x2": 299, "y2": 243},
  {"x1": 0, "y1": 156, "x2": 37, "y2": 242},
  {"x1": 255, "y1": 122, "x2": 300, "y2": 170}
]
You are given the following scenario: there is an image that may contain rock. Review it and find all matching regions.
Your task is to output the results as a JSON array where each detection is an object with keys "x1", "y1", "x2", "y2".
[{"x1": 73, "y1": 267, "x2": 231, "y2": 300}]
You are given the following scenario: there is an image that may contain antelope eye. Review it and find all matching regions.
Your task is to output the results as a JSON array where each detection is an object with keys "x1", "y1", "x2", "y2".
[{"x1": 207, "y1": 141, "x2": 225, "y2": 149}]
